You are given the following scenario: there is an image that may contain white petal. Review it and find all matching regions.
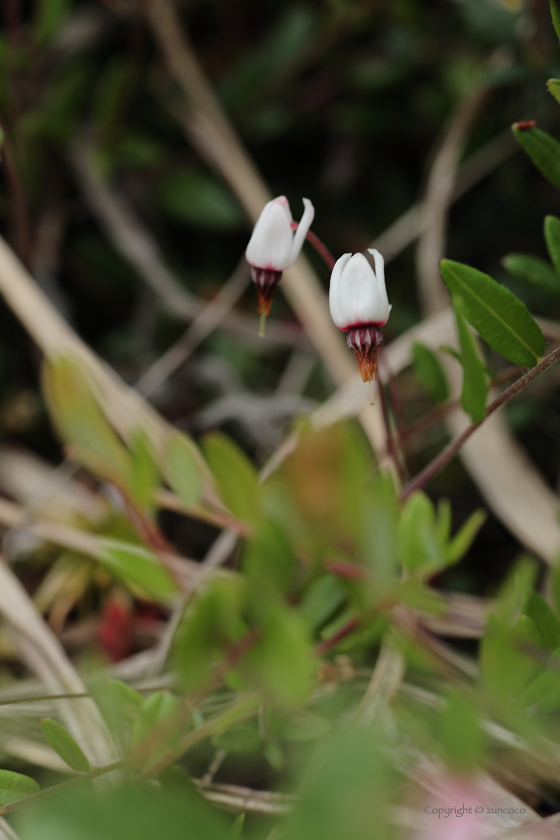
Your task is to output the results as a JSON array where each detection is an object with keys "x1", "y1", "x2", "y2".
[
  {"x1": 328, "y1": 253, "x2": 353, "y2": 329},
  {"x1": 367, "y1": 248, "x2": 390, "y2": 325},
  {"x1": 245, "y1": 198, "x2": 293, "y2": 270},
  {"x1": 289, "y1": 198, "x2": 315, "y2": 266}
]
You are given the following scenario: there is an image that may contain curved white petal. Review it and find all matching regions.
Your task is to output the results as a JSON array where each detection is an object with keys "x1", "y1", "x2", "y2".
[
  {"x1": 289, "y1": 198, "x2": 315, "y2": 266},
  {"x1": 329, "y1": 250, "x2": 391, "y2": 330},
  {"x1": 367, "y1": 248, "x2": 390, "y2": 325},
  {"x1": 245, "y1": 198, "x2": 293, "y2": 270},
  {"x1": 329, "y1": 253, "x2": 353, "y2": 329}
]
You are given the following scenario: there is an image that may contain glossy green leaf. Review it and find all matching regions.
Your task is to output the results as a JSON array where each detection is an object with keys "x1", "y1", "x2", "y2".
[
  {"x1": 548, "y1": 78, "x2": 560, "y2": 105},
  {"x1": 41, "y1": 719, "x2": 91, "y2": 773},
  {"x1": 163, "y1": 433, "x2": 203, "y2": 508},
  {"x1": 0, "y1": 770, "x2": 40, "y2": 806},
  {"x1": 455, "y1": 310, "x2": 488, "y2": 423},
  {"x1": 551, "y1": 0, "x2": 560, "y2": 44},
  {"x1": 519, "y1": 661, "x2": 560, "y2": 713},
  {"x1": 203, "y1": 432, "x2": 260, "y2": 524},
  {"x1": 502, "y1": 252, "x2": 560, "y2": 295},
  {"x1": 411, "y1": 342, "x2": 449, "y2": 403},
  {"x1": 441, "y1": 259, "x2": 545, "y2": 367},
  {"x1": 512, "y1": 122, "x2": 560, "y2": 191},
  {"x1": 99, "y1": 540, "x2": 177, "y2": 601},
  {"x1": 545, "y1": 215, "x2": 560, "y2": 279}
]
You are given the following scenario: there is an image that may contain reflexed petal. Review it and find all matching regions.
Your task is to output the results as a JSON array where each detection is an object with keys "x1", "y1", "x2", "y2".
[
  {"x1": 328, "y1": 251, "x2": 391, "y2": 329},
  {"x1": 245, "y1": 198, "x2": 293, "y2": 270},
  {"x1": 289, "y1": 198, "x2": 315, "y2": 265}
]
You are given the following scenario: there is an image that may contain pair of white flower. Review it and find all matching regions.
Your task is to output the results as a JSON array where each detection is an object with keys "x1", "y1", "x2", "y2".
[{"x1": 245, "y1": 195, "x2": 390, "y2": 381}]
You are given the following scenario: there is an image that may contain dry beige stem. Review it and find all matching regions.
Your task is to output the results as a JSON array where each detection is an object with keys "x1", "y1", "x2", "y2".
[
  {"x1": 0, "y1": 555, "x2": 118, "y2": 772},
  {"x1": 0, "y1": 235, "x2": 222, "y2": 511}
]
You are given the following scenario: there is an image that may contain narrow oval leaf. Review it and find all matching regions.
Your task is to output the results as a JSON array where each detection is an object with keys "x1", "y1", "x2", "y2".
[
  {"x1": 512, "y1": 122, "x2": 560, "y2": 191},
  {"x1": 547, "y1": 78, "x2": 560, "y2": 105},
  {"x1": 0, "y1": 770, "x2": 40, "y2": 806},
  {"x1": 551, "y1": 0, "x2": 560, "y2": 45},
  {"x1": 163, "y1": 433, "x2": 203, "y2": 508},
  {"x1": 502, "y1": 252, "x2": 560, "y2": 295},
  {"x1": 440, "y1": 259, "x2": 545, "y2": 367},
  {"x1": 203, "y1": 433, "x2": 259, "y2": 524},
  {"x1": 455, "y1": 310, "x2": 488, "y2": 423},
  {"x1": 412, "y1": 342, "x2": 449, "y2": 404},
  {"x1": 99, "y1": 540, "x2": 178, "y2": 602},
  {"x1": 41, "y1": 719, "x2": 91, "y2": 773},
  {"x1": 545, "y1": 215, "x2": 560, "y2": 278}
]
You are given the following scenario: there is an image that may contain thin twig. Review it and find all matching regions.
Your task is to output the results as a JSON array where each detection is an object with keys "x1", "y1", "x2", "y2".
[{"x1": 401, "y1": 344, "x2": 560, "y2": 500}]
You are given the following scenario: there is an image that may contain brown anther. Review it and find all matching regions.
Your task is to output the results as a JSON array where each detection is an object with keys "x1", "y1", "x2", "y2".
[{"x1": 515, "y1": 120, "x2": 536, "y2": 131}]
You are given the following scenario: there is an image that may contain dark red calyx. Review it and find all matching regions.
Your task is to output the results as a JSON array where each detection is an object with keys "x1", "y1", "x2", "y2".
[
  {"x1": 251, "y1": 267, "x2": 283, "y2": 316},
  {"x1": 347, "y1": 325, "x2": 383, "y2": 382}
]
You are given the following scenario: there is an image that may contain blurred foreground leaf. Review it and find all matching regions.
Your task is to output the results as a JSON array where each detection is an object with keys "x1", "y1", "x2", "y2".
[{"x1": 40, "y1": 719, "x2": 91, "y2": 773}]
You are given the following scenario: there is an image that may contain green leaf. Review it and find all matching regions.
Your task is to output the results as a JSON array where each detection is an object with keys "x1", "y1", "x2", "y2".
[
  {"x1": 230, "y1": 813, "x2": 245, "y2": 840},
  {"x1": 248, "y1": 604, "x2": 314, "y2": 706},
  {"x1": 40, "y1": 719, "x2": 91, "y2": 773},
  {"x1": 512, "y1": 122, "x2": 560, "y2": 191},
  {"x1": 551, "y1": 0, "x2": 560, "y2": 44},
  {"x1": 163, "y1": 433, "x2": 203, "y2": 508},
  {"x1": 525, "y1": 593, "x2": 560, "y2": 651},
  {"x1": 127, "y1": 429, "x2": 160, "y2": 511},
  {"x1": 440, "y1": 259, "x2": 545, "y2": 367},
  {"x1": 0, "y1": 770, "x2": 40, "y2": 806},
  {"x1": 439, "y1": 691, "x2": 484, "y2": 773},
  {"x1": 98, "y1": 540, "x2": 177, "y2": 601},
  {"x1": 300, "y1": 574, "x2": 346, "y2": 633},
  {"x1": 203, "y1": 432, "x2": 260, "y2": 524},
  {"x1": 502, "y1": 252, "x2": 560, "y2": 295},
  {"x1": 548, "y1": 78, "x2": 560, "y2": 105},
  {"x1": 155, "y1": 170, "x2": 244, "y2": 231},
  {"x1": 42, "y1": 355, "x2": 132, "y2": 485},
  {"x1": 544, "y1": 215, "x2": 560, "y2": 279},
  {"x1": 130, "y1": 692, "x2": 180, "y2": 755},
  {"x1": 411, "y1": 342, "x2": 449, "y2": 403},
  {"x1": 398, "y1": 492, "x2": 445, "y2": 576},
  {"x1": 34, "y1": 0, "x2": 71, "y2": 44},
  {"x1": 446, "y1": 509, "x2": 486, "y2": 565},
  {"x1": 455, "y1": 310, "x2": 488, "y2": 423},
  {"x1": 212, "y1": 723, "x2": 260, "y2": 753}
]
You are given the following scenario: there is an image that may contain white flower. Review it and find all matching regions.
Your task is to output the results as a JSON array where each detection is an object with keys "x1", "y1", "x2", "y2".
[
  {"x1": 245, "y1": 196, "x2": 315, "y2": 271},
  {"x1": 329, "y1": 249, "x2": 390, "y2": 331}
]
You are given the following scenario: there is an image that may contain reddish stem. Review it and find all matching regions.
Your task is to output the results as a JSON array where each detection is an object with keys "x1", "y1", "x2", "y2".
[
  {"x1": 316, "y1": 618, "x2": 361, "y2": 656},
  {"x1": 290, "y1": 221, "x2": 336, "y2": 271},
  {"x1": 401, "y1": 343, "x2": 560, "y2": 501}
]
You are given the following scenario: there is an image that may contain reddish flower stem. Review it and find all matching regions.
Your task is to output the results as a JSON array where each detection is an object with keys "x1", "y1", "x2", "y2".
[
  {"x1": 289, "y1": 221, "x2": 336, "y2": 271},
  {"x1": 401, "y1": 343, "x2": 560, "y2": 501}
]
